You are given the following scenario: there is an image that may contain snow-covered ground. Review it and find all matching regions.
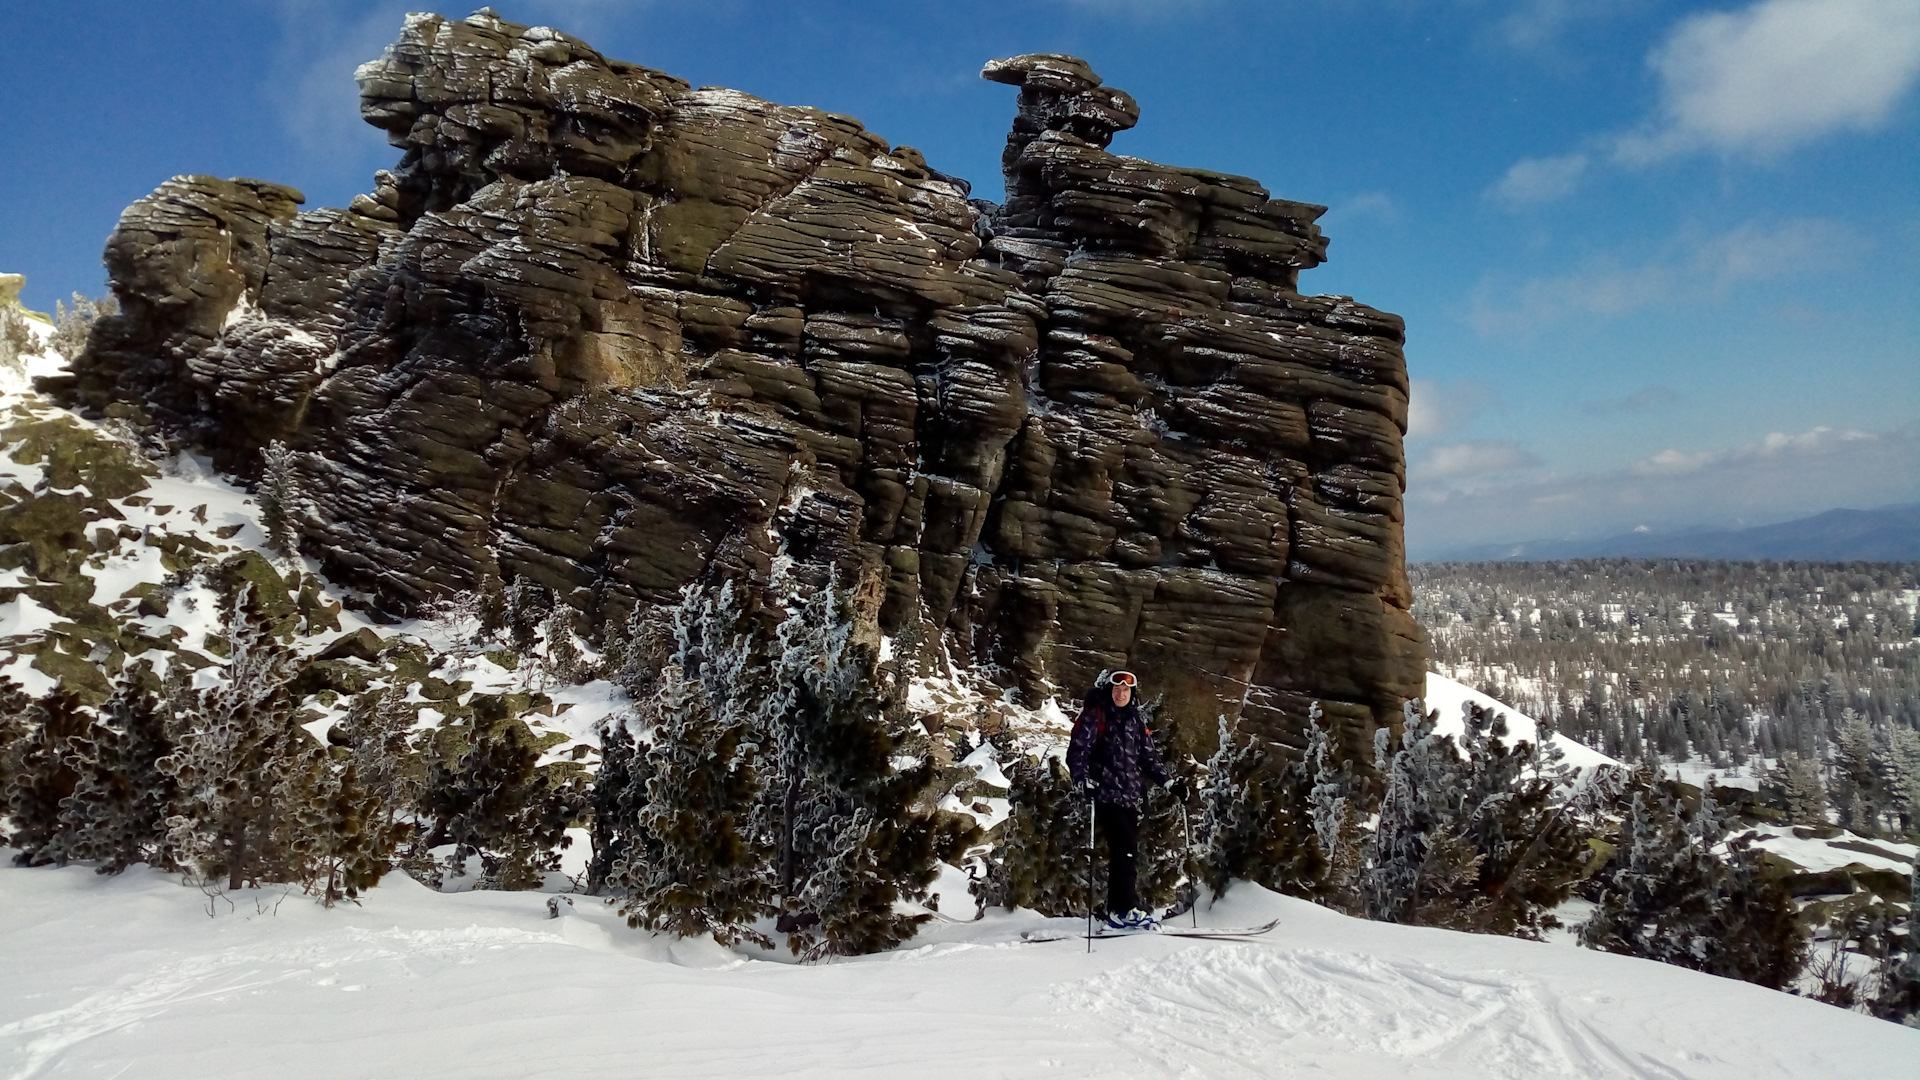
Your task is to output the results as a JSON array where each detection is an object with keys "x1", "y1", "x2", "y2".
[{"x1": 2, "y1": 857, "x2": 1913, "y2": 1079}]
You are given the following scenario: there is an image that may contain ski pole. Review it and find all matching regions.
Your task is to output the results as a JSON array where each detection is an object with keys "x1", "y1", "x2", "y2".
[
  {"x1": 1086, "y1": 792, "x2": 1097, "y2": 952},
  {"x1": 1179, "y1": 801, "x2": 1197, "y2": 928}
]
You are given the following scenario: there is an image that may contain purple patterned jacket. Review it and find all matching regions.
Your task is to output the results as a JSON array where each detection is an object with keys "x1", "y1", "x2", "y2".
[{"x1": 1066, "y1": 688, "x2": 1170, "y2": 809}]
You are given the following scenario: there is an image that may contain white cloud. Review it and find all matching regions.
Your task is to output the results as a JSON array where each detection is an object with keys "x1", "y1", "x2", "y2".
[
  {"x1": 1322, "y1": 191, "x2": 1400, "y2": 226},
  {"x1": 1630, "y1": 424, "x2": 1876, "y2": 475},
  {"x1": 1494, "y1": 0, "x2": 1646, "y2": 52},
  {"x1": 270, "y1": 3, "x2": 416, "y2": 159},
  {"x1": 1406, "y1": 379, "x2": 1495, "y2": 440},
  {"x1": 1581, "y1": 385, "x2": 1681, "y2": 415},
  {"x1": 1486, "y1": 153, "x2": 1588, "y2": 206},
  {"x1": 1405, "y1": 421, "x2": 1920, "y2": 553},
  {"x1": 1618, "y1": 0, "x2": 1920, "y2": 160},
  {"x1": 1467, "y1": 218, "x2": 1846, "y2": 335},
  {"x1": 1417, "y1": 440, "x2": 1543, "y2": 480}
]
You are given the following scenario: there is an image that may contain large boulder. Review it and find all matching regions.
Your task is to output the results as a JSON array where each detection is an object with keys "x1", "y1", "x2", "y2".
[{"x1": 53, "y1": 12, "x2": 1424, "y2": 756}]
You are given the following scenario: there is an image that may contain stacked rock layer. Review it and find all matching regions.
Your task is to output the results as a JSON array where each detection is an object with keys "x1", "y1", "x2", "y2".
[{"x1": 56, "y1": 12, "x2": 1424, "y2": 760}]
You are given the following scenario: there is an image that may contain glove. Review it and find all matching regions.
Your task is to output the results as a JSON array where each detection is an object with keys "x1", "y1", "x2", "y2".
[
  {"x1": 1167, "y1": 779, "x2": 1191, "y2": 801},
  {"x1": 1078, "y1": 777, "x2": 1098, "y2": 798}
]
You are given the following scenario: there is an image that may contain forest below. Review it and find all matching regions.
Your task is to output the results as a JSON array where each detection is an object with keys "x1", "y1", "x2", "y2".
[{"x1": 1412, "y1": 559, "x2": 1920, "y2": 838}]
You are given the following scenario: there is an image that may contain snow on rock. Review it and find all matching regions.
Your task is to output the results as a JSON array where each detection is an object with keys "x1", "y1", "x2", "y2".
[
  {"x1": 1424, "y1": 672, "x2": 1620, "y2": 770},
  {"x1": 1742, "y1": 828, "x2": 1916, "y2": 875},
  {"x1": 1, "y1": 860, "x2": 1913, "y2": 1079}
]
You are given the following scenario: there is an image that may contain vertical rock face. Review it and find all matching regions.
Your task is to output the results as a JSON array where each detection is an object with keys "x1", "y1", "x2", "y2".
[{"x1": 55, "y1": 12, "x2": 1423, "y2": 759}]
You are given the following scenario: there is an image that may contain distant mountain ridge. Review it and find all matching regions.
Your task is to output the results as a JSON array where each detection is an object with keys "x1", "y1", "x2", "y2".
[{"x1": 1427, "y1": 504, "x2": 1920, "y2": 563}]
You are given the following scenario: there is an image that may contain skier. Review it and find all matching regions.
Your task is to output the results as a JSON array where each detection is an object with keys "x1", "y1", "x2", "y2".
[{"x1": 1066, "y1": 670, "x2": 1187, "y2": 929}]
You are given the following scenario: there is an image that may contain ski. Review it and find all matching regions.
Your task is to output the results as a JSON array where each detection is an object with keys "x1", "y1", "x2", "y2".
[{"x1": 1020, "y1": 918, "x2": 1279, "y2": 944}]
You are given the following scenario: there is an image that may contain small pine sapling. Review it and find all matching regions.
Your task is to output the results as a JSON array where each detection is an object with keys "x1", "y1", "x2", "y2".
[{"x1": 256, "y1": 440, "x2": 303, "y2": 561}]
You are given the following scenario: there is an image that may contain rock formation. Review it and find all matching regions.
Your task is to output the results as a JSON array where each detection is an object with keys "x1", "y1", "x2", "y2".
[{"x1": 52, "y1": 11, "x2": 1424, "y2": 760}]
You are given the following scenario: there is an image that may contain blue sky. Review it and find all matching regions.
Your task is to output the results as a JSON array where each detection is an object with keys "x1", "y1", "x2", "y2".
[{"x1": 2, "y1": 0, "x2": 1915, "y2": 556}]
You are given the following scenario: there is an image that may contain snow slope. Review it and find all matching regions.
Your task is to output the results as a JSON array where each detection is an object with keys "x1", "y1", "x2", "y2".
[
  {"x1": 1423, "y1": 672, "x2": 1620, "y2": 770},
  {"x1": 2, "y1": 859, "x2": 1913, "y2": 1079}
]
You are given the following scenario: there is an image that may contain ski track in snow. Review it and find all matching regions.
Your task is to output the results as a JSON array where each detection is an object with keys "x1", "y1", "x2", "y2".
[
  {"x1": 0, "y1": 924, "x2": 564, "y2": 1080},
  {"x1": 1059, "y1": 945, "x2": 1693, "y2": 1079}
]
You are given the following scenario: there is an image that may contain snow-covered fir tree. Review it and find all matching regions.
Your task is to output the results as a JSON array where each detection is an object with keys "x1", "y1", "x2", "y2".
[
  {"x1": 763, "y1": 572, "x2": 967, "y2": 958},
  {"x1": 1580, "y1": 780, "x2": 1806, "y2": 989},
  {"x1": 1364, "y1": 699, "x2": 1593, "y2": 937},
  {"x1": 47, "y1": 662, "x2": 175, "y2": 872},
  {"x1": 586, "y1": 713, "x2": 650, "y2": 897},
  {"x1": 1198, "y1": 714, "x2": 1323, "y2": 899},
  {"x1": 597, "y1": 581, "x2": 772, "y2": 940},
  {"x1": 969, "y1": 743, "x2": 1093, "y2": 917},
  {"x1": 418, "y1": 704, "x2": 583, "y2": 891},
  {"x1": 1760, "y1": 754, "x2": 1828, "y2": 826},
  {"x1": 1306, "y1": 703, "x2": 1366, "y2": 914},
  {"x1": 2, "y1": 687, "x2": 93, "y2": 866},
  {"x1": 611, "y1": 581, "x2": 773, "y2": 947},
  {"x1": 1133, "y1": 711, "x2": 1203, "y2": 916},
  {"x1": 1364, "y1": 700, "x2": 1486, "y2": 929},
  {"x1": 160, "y1": 589, "x2": 338, "y2": 891}
]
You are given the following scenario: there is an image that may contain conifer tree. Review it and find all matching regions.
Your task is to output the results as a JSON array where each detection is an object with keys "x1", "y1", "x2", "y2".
[
  {"x1": 50, "y1": 663, "x2": 175, "y2": 872},
  {"x1": 3, "y1": 687, "x2": 92, "y2": 866},
  {"x1": 969, "y1": 748, "x2": 1092, "y2": 917},
  {"x1": 1831, "y1": 709, "x2": 1879, "y2": 830},
  {"x1": 540, "y1": 605, "x2": 590, "y2": 686},
  {"x1": 505, "y1": 579, "x2": 551, "y2": 655},
  {"x1": 1197, "y1": 714, "x2": 1322, "y2": 899},
  {"x1": 618, "y1": 659, "x2": 772, "y2": 947},
  {"x1": 257, "y1": 440, "x2": 302, "y2": 560},
  {"x1": 284, "y1": 756, "x2": 407, "y2": 905},
  {"x1": 599, "y1": 579, "x2": 775, "y2": 939},
  {"x1": 1306, "y1": 703, "x2": 1366, "y2": 914},
  {"x1": 1364, "y1": 701, "x2": 1487, "y2": 929},
  {"x1": 159, "y1": 590, "x2": 330, "y2": 891},
  {"x1": 763, "y1": 576, "x2": 967, "y2": 958},
  {"x1": 1867, "y1": 863, "x2": 1920, "y2": 1023},
  {"x1": 418, "y1": 708, "x2": 583, "y2": 890},
  {"x1": 586, "y1": 713, "x2": 650, "y2": 896},
  {"x1": 334, "y1": 685, "x2": 423, "y2": 838},
  {"x1": 1580, "y1": 780, "x2": 1806, "y2": 989},
  {"x1": 48, "y1": 291, "x2": 116, "y2": 361},
  {"x1": 1134, "y1": 714, "x2": 1203, "y2": 915},
  {"x1": 1761, "y1": 754, "x2": 1828, "y2": 825}
]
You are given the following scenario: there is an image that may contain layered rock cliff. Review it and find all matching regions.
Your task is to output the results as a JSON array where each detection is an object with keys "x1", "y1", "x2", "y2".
[{"x1": 52, "y1": 11, "x2": 1424, "y2": 760}]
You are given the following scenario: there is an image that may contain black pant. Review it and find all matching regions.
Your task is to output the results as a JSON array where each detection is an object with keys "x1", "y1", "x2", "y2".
[{"x1": 1095, "y1": 801, "x2": 1139, "y2": 916}]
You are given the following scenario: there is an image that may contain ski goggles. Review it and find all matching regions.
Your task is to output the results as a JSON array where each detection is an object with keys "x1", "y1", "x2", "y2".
[{"x1": 1110, "y1": 671, "x2": 1137, "y2": 687}]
